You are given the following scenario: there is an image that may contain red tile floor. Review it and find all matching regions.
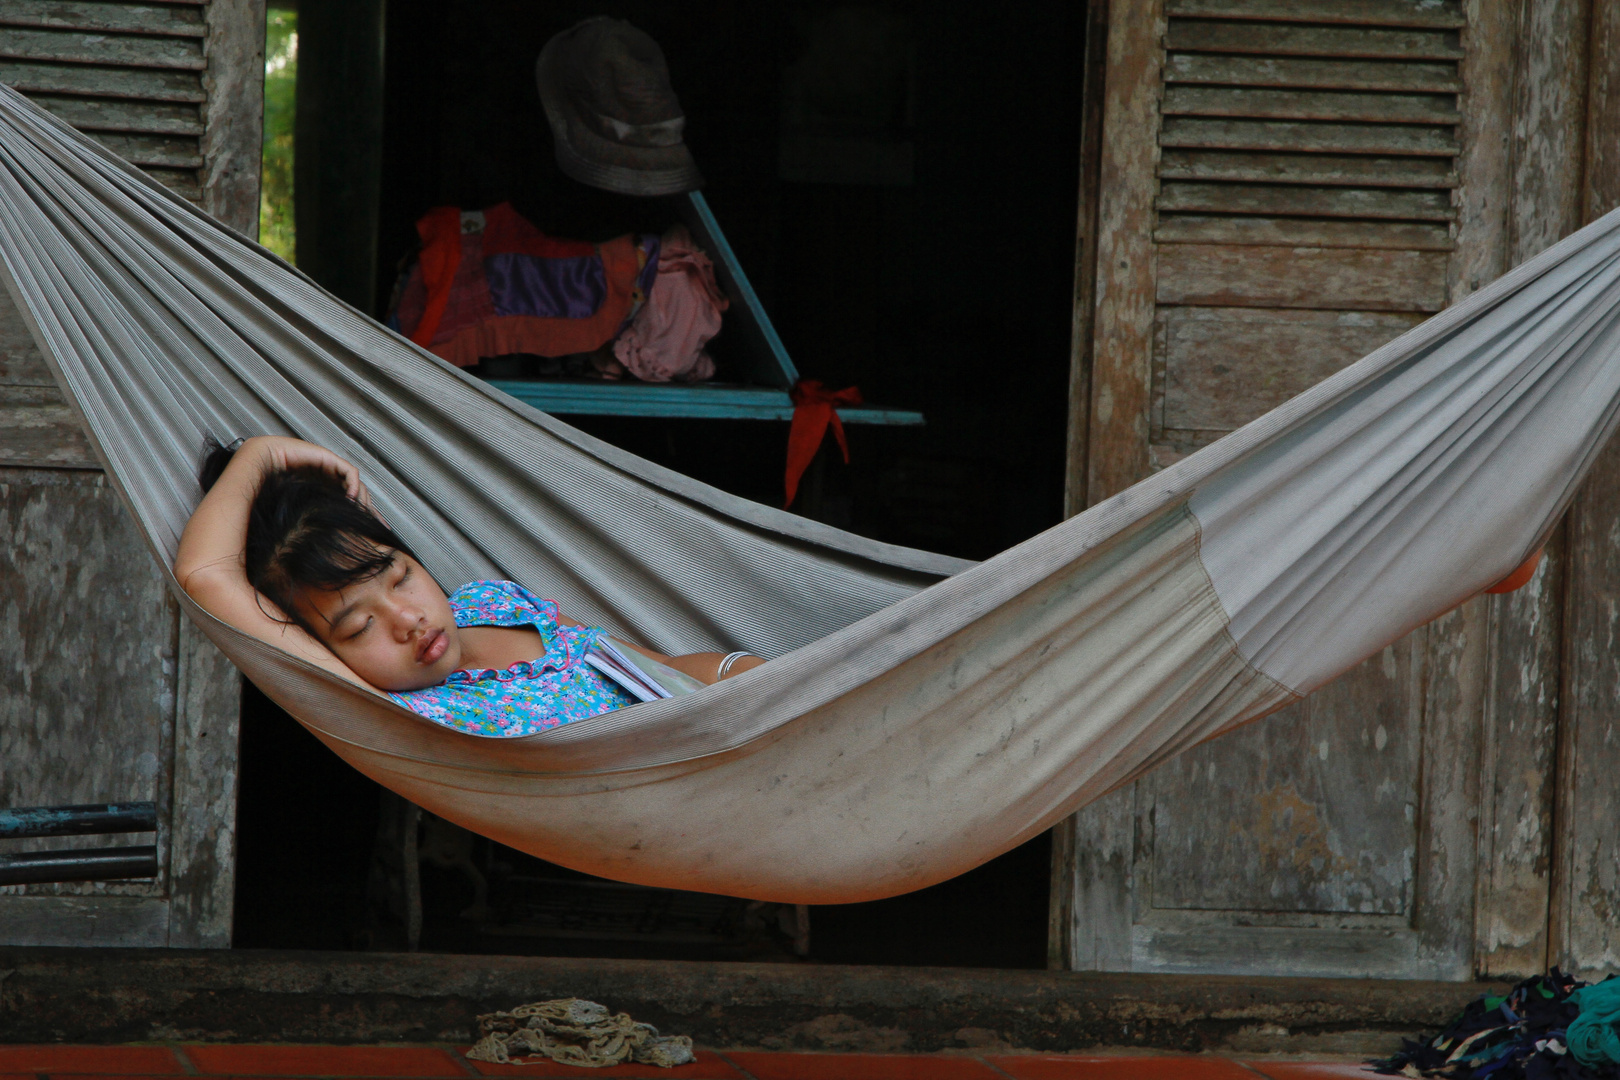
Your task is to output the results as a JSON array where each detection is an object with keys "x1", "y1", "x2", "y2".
[{"x1": 0, "y1": 1045, "x2": 1377, "y2": 1080}]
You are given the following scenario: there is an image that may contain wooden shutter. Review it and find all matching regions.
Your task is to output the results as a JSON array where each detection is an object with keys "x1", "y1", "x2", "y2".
[
  {"x1": 1055, "y1": 0, "x2": 1513, "y2": 980},
  {"x1": 1150, "y1": 0, "x2": 1462, "y2": 467},
  {"x1": 0, "y1": 0, "x2": 208, "y2": 201},
  {"x1": 0, "y1": 0, "x2": 261, "y2": 948}
]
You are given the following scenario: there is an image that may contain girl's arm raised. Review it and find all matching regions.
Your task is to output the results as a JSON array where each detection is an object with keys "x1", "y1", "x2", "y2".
[{"x1": 174, "y1": 436, "x2": 383, "y2": 693}]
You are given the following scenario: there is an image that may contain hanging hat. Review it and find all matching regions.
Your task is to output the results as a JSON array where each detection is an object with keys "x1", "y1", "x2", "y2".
[{"x1": 535, "y1": 17, "x2": 703, "y2": 197}]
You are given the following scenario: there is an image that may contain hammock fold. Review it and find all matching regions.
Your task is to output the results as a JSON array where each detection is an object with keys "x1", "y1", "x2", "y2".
[{"x1": 1, "y1": 85, "x2": 1616, "y2": 903}]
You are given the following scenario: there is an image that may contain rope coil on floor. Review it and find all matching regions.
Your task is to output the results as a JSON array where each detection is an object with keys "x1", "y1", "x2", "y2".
[{"x1": 465, "y1": 997, "x2": 696, "y2": 1068}]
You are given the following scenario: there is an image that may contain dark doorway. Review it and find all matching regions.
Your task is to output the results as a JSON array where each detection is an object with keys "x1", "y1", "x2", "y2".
[{"x1": 235, "y1": 0, "x2": 1085, "y2": 969}]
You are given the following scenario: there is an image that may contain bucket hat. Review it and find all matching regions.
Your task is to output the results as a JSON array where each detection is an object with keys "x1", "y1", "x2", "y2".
[{"x1": 535, "y1": 17, "x2": 703, "y2": 196}]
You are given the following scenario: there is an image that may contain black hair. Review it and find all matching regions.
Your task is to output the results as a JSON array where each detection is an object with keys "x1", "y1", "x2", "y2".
[{"x1": 200, "y1": 437, "x2": 420, "y2": 637}]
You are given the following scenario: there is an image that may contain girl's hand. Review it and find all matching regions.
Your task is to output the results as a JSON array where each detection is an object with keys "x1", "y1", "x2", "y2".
[{"x1": 242, "y1": 436, "x2": 369, "y2": 504}]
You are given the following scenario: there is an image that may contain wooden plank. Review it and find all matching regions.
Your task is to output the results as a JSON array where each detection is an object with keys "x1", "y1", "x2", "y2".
[
  {"x1": 200, "y1": 0, "x2": 267, "y2": 236},
  {"x1": 1556, "y1": 437, "x2": 1620, "y2": 978},
  {"x1": 1156, "y1": 244, "x2": 1450, "y2": 310},
  {"x1": 1165, "y1": 54, "x2": 1462, "y2": 93},
  {"x1": 1156, "y1": 214, "x2": 1452, "y2": 250},
  {"x1": 1162, "y1": 86, "x2": 1460, "y2": 125},
  {"x1": 0, "y1": 295, "x2": 52, "y2": 387},
  {"x1": 142, "y1": 166, "x2": 200, "y2": 200},
  {"x1": 1053, "y1": 785, "x2": 1135, "y2": 970},
  {"x1": 1085, "y1": 0, "x2": 1164, "y2": 503},
  {"x1": 1470, "y1": 3, "x2": 1588, "y2": 982},
  {"x1": 30, "y1": 94, "x2": 202, "y2": 135},
  {"x1": 0, "y1": 27, "x2": 204, "y2": 70},
  {"x1": 1476, "y1": 543, "x2": 1562, "y2": 979},
  {"x1": 1166, "y1": 0, "x2": 1465, "y2": 28},
  {"x1": 0, "y1": 466, "x2": 175, "y2": 901},
  {"x1": 0, "y1": 1, "x2": 205, "y2": 38},
  {"x1": 1063, "y1": 0, "x2": 1112, "y2": 518},
  {"x1": 1156, "y1": 307, "x2": 1425, "y2": 431},
  {"x1": 1445, "y1": 0, "x2": 1513, "y2": 303},
  {"x1": 1414, "y1": 599, "x2": 1489, "y2": 978},
  {"x1": 1157, "y1": 181, "x2": 1455, "y2": 220},
  {"x1": 1506, "y1": 0, "x2": 1591, "y2": 265},
  {"x1": 0, "y1": 895, "x2": 169, "y2": 946},
  {"x1": 0, "y1": 388, "x2": 96, "y2": 468},
  {"x1": 1166, "y1": 22, "x2": 1464, "y2": 61},
  {"x1": 1160, "y1": 117, "x2": 1458, "y2": 156},
  {"x1": 1584, "y1": 0, "x2": 1620, "y2": 223},
  {"x1": 1159, "y1": 149, "x2": 1456, "y2": 188},
  {"x1": 1052, "y1": 0, "x2": 1116, "y2": 971},
  {"x1": 0, "y1": 59, "x2": 203, "y2": 101},
  {"x1": 1129, "y1": 919, "x2": 1443, "y2": 978},
  {"x1": 84, "y1": 131, "x2": 200, "y2": 168},
  {"x1": 1146, "y1": 643, "x2": 1421, "y2": 916},
  {"x1": 1550, "y1": 0, "x2": 1620, "y2": 981},
  {"x1": 165, "y1": 618, "x2": 240, "y2": 948}
]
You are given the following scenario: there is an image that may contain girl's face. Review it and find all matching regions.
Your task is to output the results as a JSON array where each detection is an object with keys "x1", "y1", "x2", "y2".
[{"x1": 295, "y1": 551, "x2": 463, "y2": 691}]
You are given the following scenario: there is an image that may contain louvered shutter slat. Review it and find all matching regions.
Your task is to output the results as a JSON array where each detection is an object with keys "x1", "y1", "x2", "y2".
[
  {"x1": 1157, "y1": 183, "x2": 1453, "y2": 221},
  {"x1": 1154, "y1": 216, "x2": 1452, "y2": 251},
  {"x1": 1167, "y1": 23, "x2": 1464, "y2": 61},
  {"x1": 0, "y1": 2, "x2": 206, "y2": 37},
  {"x1": 0, "y1": 60, "x2": 204, "y2": 101},
  {"x1": 31, "y1": 95, "x2": 202, "y2": 135},
  {"x1": 1160, "y1": 118, "x2": 1457, "y2": 156},
  {"x1": 1158, "y1": 150, "x2": 1456, "y2": 189},
  {"x1": 88, "y1": 131, "x2": 200, "y2": 167},
  {"x1": 0, "y1": 28, "x2": 204, "y2": 69},
  {"x1": 1163, "y1": 87, "x2": 1459, "y2": 125},
  {"x1": 1165, "y1": 0, "x2": 1464, "y2": 27},
  {"x1": 1166, "y1": 55, "x2": 1463, "y2": 92}
]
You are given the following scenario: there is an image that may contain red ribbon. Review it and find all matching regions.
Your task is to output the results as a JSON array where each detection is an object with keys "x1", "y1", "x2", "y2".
[
  {"x1": 785, "y1": 380, "x2": 862, "y2": 508},
  {"x1": 410, "y1": 206, "x2": 464, "y2": 347}
]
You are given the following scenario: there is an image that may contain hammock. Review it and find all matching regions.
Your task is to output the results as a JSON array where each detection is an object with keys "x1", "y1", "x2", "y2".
[{"x1": 1, "y1": 84, "x2": 1617, "y2": 904}]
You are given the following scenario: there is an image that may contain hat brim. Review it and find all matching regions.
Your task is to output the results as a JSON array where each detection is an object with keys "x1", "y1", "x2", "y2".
[{"x1": 536, "y1": 39, "x2": 704, "y2": 197}]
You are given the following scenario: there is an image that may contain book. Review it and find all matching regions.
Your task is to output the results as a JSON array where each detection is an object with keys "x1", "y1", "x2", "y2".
[{"x1": 585, "y1": 638, "x2": 672, "y2": 703}]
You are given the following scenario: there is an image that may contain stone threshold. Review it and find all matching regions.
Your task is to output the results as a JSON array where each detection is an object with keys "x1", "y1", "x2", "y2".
[{"x1": 0, "y1": 947, "x2": 1494, "y2": 1056}]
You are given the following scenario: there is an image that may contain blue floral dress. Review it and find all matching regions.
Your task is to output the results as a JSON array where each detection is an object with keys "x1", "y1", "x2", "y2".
[{"x1": 388, "y1": 580, "x2": 634, "y2": 737}]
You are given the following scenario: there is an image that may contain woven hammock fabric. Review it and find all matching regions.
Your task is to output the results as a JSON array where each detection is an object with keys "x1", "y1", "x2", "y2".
[{"x1": 1, "y1": 85, "x2": 1618, "y2": 903}]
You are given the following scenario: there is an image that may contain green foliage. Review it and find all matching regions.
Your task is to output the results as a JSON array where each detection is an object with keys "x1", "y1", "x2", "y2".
[{"x1": 259, "y1": 8, "x2": 296, "y2": 262}]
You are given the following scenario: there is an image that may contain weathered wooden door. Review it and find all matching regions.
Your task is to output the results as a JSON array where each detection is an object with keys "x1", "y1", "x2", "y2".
[
  {"x1": 0, "y1": 0, "x2": 263, "y2": 946},
  {"x1": 1052, "y1": 0, "x2": 1620, "y2": 980}
]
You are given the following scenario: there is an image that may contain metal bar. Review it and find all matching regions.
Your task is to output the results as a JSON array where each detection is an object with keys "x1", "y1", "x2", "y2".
[
  {"x1": 0, "y1": 801, "x2": 157, "y2": 839},
  {"x1": 0, "y1": 845, "x2": 159, "y2": 885}
]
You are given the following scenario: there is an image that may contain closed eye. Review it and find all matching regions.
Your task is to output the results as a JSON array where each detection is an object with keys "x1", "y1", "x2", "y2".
[{"x1": 344, "y1": 616, "x2": 373, "y2": 641}]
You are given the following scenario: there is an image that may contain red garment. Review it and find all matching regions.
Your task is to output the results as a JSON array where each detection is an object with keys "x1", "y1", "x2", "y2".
[
  {"x1": 784, "y1": 380, "x2": 862, "y2": 508},
  {"x1": 411, "y1": 206, "x2": 462, "y2": 347},
  {"x1": 394, "y1": 203, "x2": 642, "y2": 367}
]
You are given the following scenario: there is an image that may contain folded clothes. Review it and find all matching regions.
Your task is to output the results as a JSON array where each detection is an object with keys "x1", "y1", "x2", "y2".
[
  {"x1": 612, "y1": 223, "x2": 728, "y2": 382},
  {"x1": 391, "y1": 202, "x2": 657, "y2": 368}
]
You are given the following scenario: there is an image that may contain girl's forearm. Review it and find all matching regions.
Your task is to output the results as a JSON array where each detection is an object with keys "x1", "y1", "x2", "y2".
[
  {"x1": 174, "y1": 437, "x2": 275, "y2": 591},
  {"x1": 616, "y1": 645, "x2": 764, "y2": 685}
]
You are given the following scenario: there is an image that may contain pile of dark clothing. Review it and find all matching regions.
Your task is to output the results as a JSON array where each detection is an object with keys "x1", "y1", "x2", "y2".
[{"x1": 1373, "y1": 970, "x2": 1620, "y2": 1079}]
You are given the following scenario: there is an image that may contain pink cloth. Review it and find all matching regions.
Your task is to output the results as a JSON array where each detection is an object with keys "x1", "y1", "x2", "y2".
[{"x1": 613, "y1": 225, "x2": 729, "y2": 382}]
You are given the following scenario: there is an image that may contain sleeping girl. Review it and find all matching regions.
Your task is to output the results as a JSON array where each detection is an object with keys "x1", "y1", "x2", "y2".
[{"x1": 174, "y1": 435, "x2": 764, "y2": 736}]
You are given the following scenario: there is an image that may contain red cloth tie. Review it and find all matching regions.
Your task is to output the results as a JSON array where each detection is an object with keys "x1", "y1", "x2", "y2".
[
  {"x1": 410, "y1": 206, "x2": 464, "y2": 347},
  {"x1": 785, "y1": 380, "x2": 862, "y2": 508}
]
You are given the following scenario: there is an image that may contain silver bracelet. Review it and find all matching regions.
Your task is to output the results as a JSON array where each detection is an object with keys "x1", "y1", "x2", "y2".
[{"x1": 717, "y1": 651, "x2": 754, "y2": 680}]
